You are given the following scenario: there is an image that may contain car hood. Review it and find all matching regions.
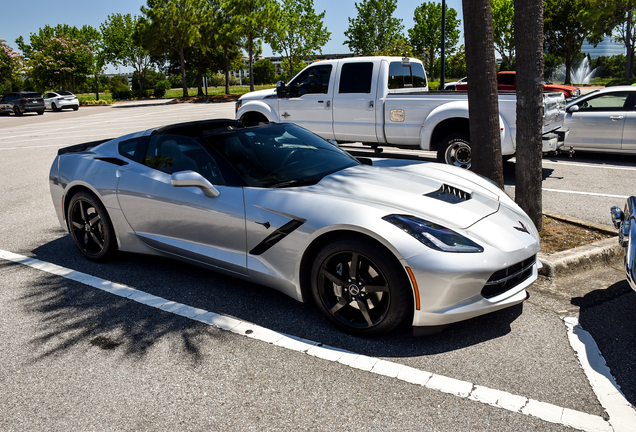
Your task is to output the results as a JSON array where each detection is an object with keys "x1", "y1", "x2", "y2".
[
  {"x1": 239, "y1": 88, "x2": 276, "y2": 101},
  {"x1": 305, "y1": 161, "x2": 502, "y2": 230}
]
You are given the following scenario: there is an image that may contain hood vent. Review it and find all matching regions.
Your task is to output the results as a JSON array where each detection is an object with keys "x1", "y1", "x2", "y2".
[{"x1": 425, "y1": 184, "x2": 472, "y2": 204}]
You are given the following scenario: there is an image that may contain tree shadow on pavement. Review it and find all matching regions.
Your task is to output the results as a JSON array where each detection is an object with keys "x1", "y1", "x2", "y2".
[
  {"x1": 573, "y1": 281, "x2": 636, "y2": 406},
  {"x1": 15, "y1": 235, "x2": 525, "y2": 364}
]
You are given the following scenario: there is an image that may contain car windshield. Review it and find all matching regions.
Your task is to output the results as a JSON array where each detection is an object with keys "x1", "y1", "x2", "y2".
[{"x1": 204, "y1": 123, "x2": 359, "y2": 188}]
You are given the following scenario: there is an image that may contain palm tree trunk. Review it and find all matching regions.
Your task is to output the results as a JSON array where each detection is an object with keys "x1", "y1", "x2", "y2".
[
  {"x1": 514, "y1": 0, "x2": 544, "y2": 230},
  {"x1": 462, "y1": 0, "x2": 503, "y2": 186}
]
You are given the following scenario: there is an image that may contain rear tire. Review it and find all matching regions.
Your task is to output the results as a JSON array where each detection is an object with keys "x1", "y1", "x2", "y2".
[
  {"x1": 52, "y1": 103, "x2": 60, "y2": 112},
  {"x1": 67, "y1": 192, "x2": 117, "y2": 261},
  {"x1": 13, "y1": 106, "x2": 22, "y2": 116},
  {"x1": 311, "y1": 236, "x2": 410, "y2": 337},
  {"x1": 437, "y1": 133, "x2": 471, "y2": 169}
]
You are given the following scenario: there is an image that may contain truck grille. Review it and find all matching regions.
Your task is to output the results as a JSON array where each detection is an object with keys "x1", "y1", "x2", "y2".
[{"x1": 481, "y1": 255, "x2": 536, "y2": 299}]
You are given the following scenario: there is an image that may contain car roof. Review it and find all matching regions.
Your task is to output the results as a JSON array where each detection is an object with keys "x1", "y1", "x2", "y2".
[{"x1": 154, "y1": 119, "x2": 243, "y2": 138}]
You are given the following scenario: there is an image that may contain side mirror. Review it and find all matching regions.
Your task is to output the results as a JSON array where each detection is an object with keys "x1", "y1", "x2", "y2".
[
  {"x1": 276, "y1": 80, "x2": 288, "y2": 98},
  {"x1": 171, "y1": 170, "x2": 220, "y2": 197},
  {"x1": 567, "y1": 105, "x2": 579, "y2": 113}
]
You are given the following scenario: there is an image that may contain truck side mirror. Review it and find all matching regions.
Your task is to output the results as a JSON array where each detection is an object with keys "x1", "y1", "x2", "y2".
[{"x1": 276, "y1": 81, "x2": 288, "y2": 98}]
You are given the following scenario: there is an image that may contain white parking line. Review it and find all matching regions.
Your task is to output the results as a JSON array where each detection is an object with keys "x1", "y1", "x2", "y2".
[
  {"x1": 564, "y1": 317, "x2": 636, "y2": 432},
  {"x1": 0, "y1": 249, "x2": 618, "y2": 432},
  {"x1": 506, "y1": 185, "x2": 630, "y2": 200},
  {"x1": 543, "y1": 161, "x2": 636, "y2": 172}
]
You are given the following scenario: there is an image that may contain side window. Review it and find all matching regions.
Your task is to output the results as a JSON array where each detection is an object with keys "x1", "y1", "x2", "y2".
[
  {"x1": 499, "y1": 74, "x2": 515, "y2": 86},
  {"x1": 145, "y1": 135, "x2": 225, "y2": 185},
  {"x1": 388, "y1": 62, "x2": 427, "y2": 89},
  {"x1": 289, "y1": 64, "x2": 332, "y2": 97},
  {"x1": 339, "y1": 62, "x2": 374, "y2": 94},
  {"x1": 577, "y1": 92, "x2": 630, "y2": 112},
  {"x1": 118, "y1": 136, "x2": 150, "y2": 164}
]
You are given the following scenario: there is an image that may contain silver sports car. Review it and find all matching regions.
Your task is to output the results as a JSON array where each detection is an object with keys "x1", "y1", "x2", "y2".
[{"x1": 49, "y1": 119, "x2": 540, "y2": 336}]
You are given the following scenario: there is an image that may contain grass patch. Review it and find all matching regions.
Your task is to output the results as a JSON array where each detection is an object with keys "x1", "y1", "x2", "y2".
[{"x1": 77, "y1": 85, "x2": 275, "y2": 103}]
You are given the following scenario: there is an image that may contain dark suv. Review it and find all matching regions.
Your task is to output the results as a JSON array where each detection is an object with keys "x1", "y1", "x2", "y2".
[{"x1": 0, "y1": 91, "x2": 45, "y2": 116}]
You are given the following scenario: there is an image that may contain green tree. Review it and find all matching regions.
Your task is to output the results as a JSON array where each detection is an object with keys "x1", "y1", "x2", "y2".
[
  {"x1": 214, "y1": 0, "x2": 244, "y2": 95},
  {"x1": 374, "y1": 38, "x2": 413, "y2": 57},
  {"x1": 0, "y1": 39, "x2": 23, "y2": 93},
  {"x1": 266, "y1": 0, "x2": 331, "y2": 79},
  {"x1": 101, "y1": 13, "x2": 153, "y2": 99},
  {"x1": 253, "y1": 58, "x2": 276, "y2": 83},
  {"x1": 79, "y1": 25, "x2": 107, "y2": 101},
  {"x1": 26, "y1": 36, "x2": 93, "y2": 92},
  {"x1": 462, "y1": 0, "x2": 503, "y2": 186},
  {"x1": 227, "y1": 0, "x2": 277, "y2": 92},
  {"x1": 491, "y1": 0, "x2": 515, "y2": 70},
  {"x1": 543, "y1": 0, "x2": 603, "y2": 84},
  {"x1": 136, "y1": 0, "x2": 213, "y2": 97},
  {"x1": 408, "y1": 2, "x2": 460, "y2": 81},
  {"x1": 584, "y1": 1, "x2": 635, "y2": 79},
  {"x1": 344, "y1": 0, "x2": 404, "y2": 55}
]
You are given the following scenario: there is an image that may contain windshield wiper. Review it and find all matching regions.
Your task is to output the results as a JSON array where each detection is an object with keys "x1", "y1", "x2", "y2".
[{"x1": 270, "y1": 178, "x2": 320, "y2": 188}]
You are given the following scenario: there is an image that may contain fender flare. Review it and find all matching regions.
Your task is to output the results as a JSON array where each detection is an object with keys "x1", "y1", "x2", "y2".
[
  {"x1": 236, "y1": 100, "x2": 280, "y2": 123},
  {"x1": 420, "y1": 101, "x2": 513, "y2": 155}
]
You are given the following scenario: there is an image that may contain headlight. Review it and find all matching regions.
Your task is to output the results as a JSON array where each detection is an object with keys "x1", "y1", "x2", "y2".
[
  {"x1": 383, "y1": 215, "x2": 484, "y2": 253},
  {"x1": 235, "y1": 100, "x2": 243, "y2": 114}
]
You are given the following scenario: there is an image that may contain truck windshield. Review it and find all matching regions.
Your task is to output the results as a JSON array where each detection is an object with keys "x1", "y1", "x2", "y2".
[{"x1": 388, "y1": 62, "x2": 428, "y2": 89}]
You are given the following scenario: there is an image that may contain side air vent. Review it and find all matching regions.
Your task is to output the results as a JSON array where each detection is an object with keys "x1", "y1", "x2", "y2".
[{"x1": 424, "y1": 184, "x2": 472, "y2": 204}]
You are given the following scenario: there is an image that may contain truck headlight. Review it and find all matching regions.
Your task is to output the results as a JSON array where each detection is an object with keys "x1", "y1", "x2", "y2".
[
  {"x1": 235, "y1": 100, "x2": 243, "y2": 114},
  {"x1": 383, "y1": 215, "x2": 484, "y2": 253}
]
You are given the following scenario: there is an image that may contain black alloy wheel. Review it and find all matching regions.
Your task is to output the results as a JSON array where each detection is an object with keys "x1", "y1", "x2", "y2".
[
  {"x1": 311, "y1": 237, "x2": 410, "y2": 336},
  {"x1": 67, "y1": 192, "x2": 116, "y2": 261}
]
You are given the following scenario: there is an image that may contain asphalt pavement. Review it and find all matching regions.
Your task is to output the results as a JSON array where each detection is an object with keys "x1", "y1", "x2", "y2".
[{"x1": 0, "y1": 102, "x2": 634, "y2": 431}]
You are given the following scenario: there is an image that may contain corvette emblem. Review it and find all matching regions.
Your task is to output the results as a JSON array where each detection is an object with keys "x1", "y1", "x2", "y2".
[{"x1": 514, "y1": 221, "x2": 530, "y2": 234}]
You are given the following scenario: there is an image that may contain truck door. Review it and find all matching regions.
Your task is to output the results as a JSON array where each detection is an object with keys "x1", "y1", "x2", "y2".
[
  {"x1": 277, "y1": 64, "x2": 335, "y2": 140},
  {"x1": 332, "y1": 61, "x2": 379, "y2": 142}
]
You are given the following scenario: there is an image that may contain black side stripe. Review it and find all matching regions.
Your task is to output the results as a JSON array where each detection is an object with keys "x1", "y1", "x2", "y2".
[{"x1": 249, "y1": 220, "x2": 305, "y2": 255}]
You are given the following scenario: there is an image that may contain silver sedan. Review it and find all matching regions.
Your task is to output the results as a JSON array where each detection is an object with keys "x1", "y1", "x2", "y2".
[
  {"x1": 43, "y1": 91, "x2": 79, "y2": 112},
  {"x1": 564, "y1": 86, "x2": 636, "y2": 154}
]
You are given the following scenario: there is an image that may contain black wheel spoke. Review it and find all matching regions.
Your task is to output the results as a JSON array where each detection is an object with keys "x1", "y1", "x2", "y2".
[
  {"x1": 88, "y1": 214, "x2": 101, "y2": 226},
  {"x1": 89, "y1": 231, "x2": 104, "y2": 249},
  {"x1": 364, "y1": 284, "x2": 389, "y2": 293},
  {"x1": 78, "y1": 201, "x2": 88, "y2": 223},
  {"x1": 321, "y1": 268, "x2": 346, "y2": 287},
  {"x1": 71, "y1": 221, "x2": 84, "y2": 230},
  {"x1": 329, "y1": 296, "x2": 350, "y2": 315},
  {"x1": 349, "y1": 252, "x2": 359, "y2": 279},
  {"x1": 356, "y1": 299, "x2": 374, "y2": 326}
]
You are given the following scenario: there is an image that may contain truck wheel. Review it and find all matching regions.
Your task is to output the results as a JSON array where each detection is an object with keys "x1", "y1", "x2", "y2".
[{"x1": 438, "y1": 133, "x2": 471, "y2": 169}]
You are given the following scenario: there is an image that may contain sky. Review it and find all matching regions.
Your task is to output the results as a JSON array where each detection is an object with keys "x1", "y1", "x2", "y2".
[{"x1": 1, "y1": 0, "x2": 465, "y2": 73}]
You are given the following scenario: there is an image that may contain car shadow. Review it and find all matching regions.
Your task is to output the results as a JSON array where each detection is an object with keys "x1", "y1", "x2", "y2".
[
  {"x1": 572, "y1": 281, "x2": 636, "y2": 406},
  {"x1": 17, "y1": 235, "x2": 524, "y2": 364}
]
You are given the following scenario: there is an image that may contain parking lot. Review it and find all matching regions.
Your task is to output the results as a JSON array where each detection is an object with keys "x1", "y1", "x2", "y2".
[{"x1": 1, "y1": 102, "x2": 634, "y2": 431}]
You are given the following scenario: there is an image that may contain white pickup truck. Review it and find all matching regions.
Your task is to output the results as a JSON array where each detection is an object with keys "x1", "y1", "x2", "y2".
[{"x1": 235, "y1": 56, "x2": 567, "y2": 168}]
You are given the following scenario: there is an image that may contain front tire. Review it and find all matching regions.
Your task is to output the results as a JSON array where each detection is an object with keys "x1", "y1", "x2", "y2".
[
  {"x1": 437, "y1": 133, "x2": 471, "y2": 169},
  {"x1": 67, "y1": 192, "x2": 117, "y2": 261},
  {"x1": 311, "y1": 236, "x2": 410, "y2": 337}
]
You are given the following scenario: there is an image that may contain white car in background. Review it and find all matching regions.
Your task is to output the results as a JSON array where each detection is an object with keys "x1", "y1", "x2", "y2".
[
  {"x1": 43, "y1": 91, "x2": 79, "y2": 112},
  {"x1": 444, "y1": 77, "x2": 467, "y2": 90}
]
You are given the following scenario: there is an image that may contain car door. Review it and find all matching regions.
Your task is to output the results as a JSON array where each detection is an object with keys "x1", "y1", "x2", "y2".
[
  {"x1": 621, "y1": 93, "x2": 636, "y2": 151},
  {"x1": 332, "y1": 61, "x2": 380, "y2": 143},
  {"x1": 116, "y1": 134, "x2": 247, "y2": 275},
  {"x1": 278, "y1": 64, "x2": 335, "y2": 140},
  {"x1": 566, "y1": 91, "x2": 631, "y2": 150}
]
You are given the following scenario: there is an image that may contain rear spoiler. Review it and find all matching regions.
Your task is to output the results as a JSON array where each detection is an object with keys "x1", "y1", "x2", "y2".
[{"x1": 57, "y1": 138, "x2": 113, "y2": 155}]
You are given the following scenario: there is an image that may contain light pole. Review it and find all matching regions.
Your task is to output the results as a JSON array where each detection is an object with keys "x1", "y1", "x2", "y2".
[{"x1": 440, "y1": 0, "x2": 446, "y2": 89}]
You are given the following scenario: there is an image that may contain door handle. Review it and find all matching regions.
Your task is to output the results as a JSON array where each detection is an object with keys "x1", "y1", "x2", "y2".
[
  {"x1": 610, "y1": 116, "x2": 624, "y2": 121},
  {"x1": 369, "y1": 100, "x2": 374, "y2": 109}
]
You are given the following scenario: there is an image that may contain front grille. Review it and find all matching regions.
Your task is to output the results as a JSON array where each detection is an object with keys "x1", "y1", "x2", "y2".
[
  {"x1": 481, "y1": 255, "x2": 536, "y2": 299},
  {"x1": 424, "y1": 184, "x2": 472, "y2": 204}
]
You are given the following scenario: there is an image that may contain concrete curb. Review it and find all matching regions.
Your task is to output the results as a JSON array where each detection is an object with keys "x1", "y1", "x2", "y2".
[{"x1": 538, "y1": 213, "x2": 621, "y2": 278}]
